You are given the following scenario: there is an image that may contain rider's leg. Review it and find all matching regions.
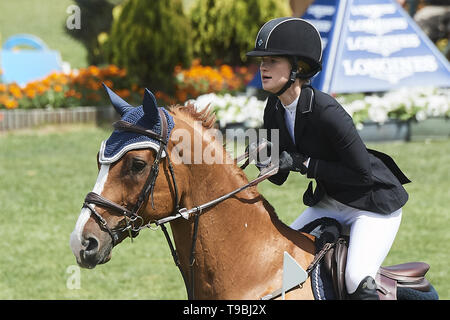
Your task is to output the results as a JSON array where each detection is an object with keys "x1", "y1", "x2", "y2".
[
  {"x1": 345, "y1": 208, "x2": 402, "y2": 297},
  {"x1": 290, "y1": 194, "x2": 403, "y2": 299},
  {"x1": 289, "y1": 194, "x2": 349, "y2": 232}
]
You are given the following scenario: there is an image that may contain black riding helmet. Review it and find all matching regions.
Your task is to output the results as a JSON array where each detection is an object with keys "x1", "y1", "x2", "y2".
[{"x1": 247, "y1": 17, "x2": 323, "y2": 96}]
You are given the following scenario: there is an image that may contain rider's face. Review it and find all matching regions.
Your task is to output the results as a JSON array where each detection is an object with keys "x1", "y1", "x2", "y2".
[{"x1": 259, "y1": 56, "x2": 291, "y2": 93}]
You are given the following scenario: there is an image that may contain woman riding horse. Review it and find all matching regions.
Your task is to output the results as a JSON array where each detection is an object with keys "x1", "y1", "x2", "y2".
[{"x1": 246, "y1": 17, "x2": 411, "y2": 300}]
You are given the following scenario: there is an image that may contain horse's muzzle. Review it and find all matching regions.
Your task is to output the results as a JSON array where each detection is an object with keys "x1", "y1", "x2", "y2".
[{"x1": 70, "y1": 230, "x2": 112, "y2": 269}]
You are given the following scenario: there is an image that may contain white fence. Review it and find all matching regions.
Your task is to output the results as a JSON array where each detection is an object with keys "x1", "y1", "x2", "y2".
[{"x1": 0, "y1": 107, "x2": 119, "y2": 132}]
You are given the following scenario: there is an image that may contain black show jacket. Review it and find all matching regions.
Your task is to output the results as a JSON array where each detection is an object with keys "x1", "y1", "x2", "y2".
[{"x1": 263, "y1": 84, "x2": 410, "y2": 215}]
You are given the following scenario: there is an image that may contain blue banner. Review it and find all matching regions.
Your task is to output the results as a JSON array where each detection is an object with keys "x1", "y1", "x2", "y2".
[
  {"x1": 315, "y1": 0, "x2": 450, "y2": 93},
  {"x1": 248, "y1": 0, "x2": 450, "y2": 94}
]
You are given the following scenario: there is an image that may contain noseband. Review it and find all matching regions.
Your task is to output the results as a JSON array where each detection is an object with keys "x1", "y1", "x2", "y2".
[{"x1": 83, "y1": 108, "x2": 179, "y2": 245}]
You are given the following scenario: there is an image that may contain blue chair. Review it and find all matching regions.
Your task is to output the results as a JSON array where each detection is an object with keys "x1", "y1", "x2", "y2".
[{"x1": 1, "y1": 34, "x2": 62, "y2": 86}]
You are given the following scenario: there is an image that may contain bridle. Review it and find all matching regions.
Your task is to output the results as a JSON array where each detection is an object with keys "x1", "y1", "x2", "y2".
[
  {"x1": 82, "y1": 108, "x2": 277, "y2": 299},
  {"x1": 83, "y1": 108, "x2": 179, "y2": 244}
]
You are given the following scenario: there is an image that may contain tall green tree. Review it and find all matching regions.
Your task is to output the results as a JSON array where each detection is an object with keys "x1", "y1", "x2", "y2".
[
  {"x1": 65, "y1": 0, "x2": 121, "y2": 65},
  {"x1": 105, "y1": 0, "x2": 192, "y2": 93},
  {"x1": 190, "y1": 0, "x2": 290, "y2": 66}
]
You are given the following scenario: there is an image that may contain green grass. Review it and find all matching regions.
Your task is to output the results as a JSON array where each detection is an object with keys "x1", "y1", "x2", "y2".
[
  {"x1": 0, "y1": 124, "x2": 448, "y2": 299},
  {"x1": 0, "y1": 0, "x2": 88, "y2": 69}
]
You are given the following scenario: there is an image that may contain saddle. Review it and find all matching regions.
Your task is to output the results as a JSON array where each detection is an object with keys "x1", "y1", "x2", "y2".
[{"x1": 302, "y1": 218, "x2": 432, "y2": 300}]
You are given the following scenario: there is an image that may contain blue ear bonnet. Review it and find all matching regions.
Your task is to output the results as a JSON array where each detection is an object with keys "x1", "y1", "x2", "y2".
[{"x1": 98, "y1": 85, "x2": 175, "y2": 164}]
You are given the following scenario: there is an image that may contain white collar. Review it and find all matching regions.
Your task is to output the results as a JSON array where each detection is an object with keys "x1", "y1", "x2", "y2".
[{"x1": 282, "y1": 95, "x2": 299, "y2": 114}]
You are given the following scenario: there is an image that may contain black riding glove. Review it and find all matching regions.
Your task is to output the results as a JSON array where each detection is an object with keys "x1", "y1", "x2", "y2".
[
  {"x1": 277, "y1": 151, "x2": 308, "y2": 174},
  {"x1": 245, "y1": 139, "x2": 273, "y2": 170}
]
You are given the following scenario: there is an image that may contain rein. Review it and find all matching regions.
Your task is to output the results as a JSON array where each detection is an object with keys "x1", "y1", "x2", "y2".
[{"x1": 82, "y1": 110, "x2": 277, "y2": 299}]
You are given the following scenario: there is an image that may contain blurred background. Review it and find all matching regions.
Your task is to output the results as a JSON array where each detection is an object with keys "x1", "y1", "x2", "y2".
[{"x1": 0, "y1": 0, "x2": 448, "y2": 300}]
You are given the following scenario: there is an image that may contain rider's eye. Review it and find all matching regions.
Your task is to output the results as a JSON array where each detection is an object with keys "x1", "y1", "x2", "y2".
[{"x1": 131, "y1": 159, "x2": 146, "y2": 173}]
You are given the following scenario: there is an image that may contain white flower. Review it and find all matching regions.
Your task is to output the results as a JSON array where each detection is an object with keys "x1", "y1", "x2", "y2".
[
  {"x1": 338, "y1": 86, "x2": 450, "y2": 124},
  {"x1": 415, "y1": 110, "x2": 427, "y2": 121},
  {"x1": 191, "y1": 93, "x2": 266, "y2": 127},
  {"x1": 368, "y1": 105, "x2": 388, "y2": 124}
]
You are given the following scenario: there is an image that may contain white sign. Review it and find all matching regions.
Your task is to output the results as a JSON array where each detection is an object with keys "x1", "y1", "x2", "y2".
[
  {"x1": 350, "y1": 4, "x2": 396, "y2": 19},
  {"x1": 348, "y1": 18, "x2": 408, "y2": 35},
  {"x1": 342, "y1": 55, "x2": 438, "y2": 84},
  {"x1": 346, "y1": 34, "x2": 420, "y2": 56}
]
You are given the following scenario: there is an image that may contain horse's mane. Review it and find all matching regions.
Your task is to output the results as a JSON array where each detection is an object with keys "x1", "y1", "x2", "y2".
[
  {"x1": 167, "y1": 103, "x2": 280, "y2": 220},
  {"x1": 168, "y1": 102, "x2": 216, "y2": 129}
]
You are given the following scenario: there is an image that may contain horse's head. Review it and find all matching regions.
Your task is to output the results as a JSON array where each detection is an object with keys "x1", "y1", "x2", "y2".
[{"x1": 70, "y1": 85, "x2": 187, "y2": 269}]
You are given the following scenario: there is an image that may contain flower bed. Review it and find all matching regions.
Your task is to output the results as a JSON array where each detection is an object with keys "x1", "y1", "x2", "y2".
[
  {"x1": 162, "y1": 59, "x2": 255, "y2": 105},
  {"x1": 337, "y1": 87, "x2": 450, "y2": 128},
  {"x1": 1, "y1": 60, "x2": 448, "y2": 142},
  {"x1": 190, "y1": 92, "x2": 266, "y2": 128},
  {"x1": 0, "y1": 65, "x2": 141, "y2": 110}
]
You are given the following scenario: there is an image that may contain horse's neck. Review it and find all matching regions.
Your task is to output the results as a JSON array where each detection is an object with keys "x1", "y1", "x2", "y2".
[{"x1": 170, "y1": 163, "x2": 315, "y2": 299}]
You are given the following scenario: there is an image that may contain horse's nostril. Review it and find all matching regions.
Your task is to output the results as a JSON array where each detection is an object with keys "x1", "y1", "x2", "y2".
[{"x1": 84, "y1": 237, "x2": 99, "y2": 253}]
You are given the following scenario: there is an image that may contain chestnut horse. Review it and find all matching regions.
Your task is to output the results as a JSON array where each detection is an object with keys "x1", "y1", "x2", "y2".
[{"x1": 70, "y1": 86, "x2": 316, "y2": 299}]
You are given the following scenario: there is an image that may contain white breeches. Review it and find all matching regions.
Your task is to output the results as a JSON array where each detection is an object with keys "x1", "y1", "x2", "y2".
[{"x1": 290, "y1": 194, "x2": 402, "y2": 294}]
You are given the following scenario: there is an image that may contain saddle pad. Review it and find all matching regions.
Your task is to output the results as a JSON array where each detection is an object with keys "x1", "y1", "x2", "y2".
[
  {"x1": 310, "y1": 261, "x2": 336, "y2": 300},
  {"x1": 99, "y1": 106, "x2": 174, "y2": 164}
]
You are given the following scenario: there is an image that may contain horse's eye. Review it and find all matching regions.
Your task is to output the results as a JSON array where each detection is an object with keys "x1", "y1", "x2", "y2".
[{"x1": 131, "y1": 159, "x2": 147, "y2": 173}]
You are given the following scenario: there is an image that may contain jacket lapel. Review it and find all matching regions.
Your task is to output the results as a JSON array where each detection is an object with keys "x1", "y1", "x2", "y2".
[
  {"x1": 294, "y1": 85, "x2": 314, "y2": 149},
  {"x1": 274, "y1": 100, "x2": 296, "y2": 151}
]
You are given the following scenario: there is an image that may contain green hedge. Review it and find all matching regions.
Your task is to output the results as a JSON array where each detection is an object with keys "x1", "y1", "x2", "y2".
[
  {"x1": 190, "y1": 0, "x2": 290, "y2": 66},
  {"x1": 105, "y1": 0, "x2": 192, "y2": 93}
]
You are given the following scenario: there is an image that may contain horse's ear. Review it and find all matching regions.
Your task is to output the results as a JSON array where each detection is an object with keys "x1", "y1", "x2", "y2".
[
  {"x1": 142, "y1": 88, "x2": 159, "y2": 120},
  {"x1": 102, "y1": 83, "x2": 133, "y2": 116}
]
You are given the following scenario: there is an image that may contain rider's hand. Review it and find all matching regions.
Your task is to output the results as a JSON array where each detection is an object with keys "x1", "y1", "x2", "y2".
[
  {"x1": 277, "y1": 151, "x2": 309, "y2": 174},
  {"x1": 245, "y1": 139, "x2": 273, "y2": 170}
]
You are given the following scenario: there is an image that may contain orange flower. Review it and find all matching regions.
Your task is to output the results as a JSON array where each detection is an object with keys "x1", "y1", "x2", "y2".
[
  {"x1": 106, "y1": 65, "x2": 120, "y2": 76},
  {"x1": 36, "y1": 84, "x2": 47, "y2": 95},
  {"x1": 53, "y1": 84, "x2": 63, "y2": 92},
  {"x1": 4, "y1": 98, "x2": 18, "y2": 109},
  {"x1": 42, "y1": 78, "x2": 51, "y2": 87},
  {"x1": 219, "y1": 65, "x2": 233, "y2": 79},
  {"x1": 0, "y1": 94, "x2": 8, "y2": 105},
  {"x1": 103, "y1": 80, "x2": 114, "y2": 88},
  {"x1": 8, "y1": 83, "x2": 22, "y2": 99},
  {"x1": 115, "y1": 89, "x2": 130, "y2": 98},
  {"x1": 0, "y1": 83, "x2": 7, "y2": 92},
  {"x1": 25, "y1": 88, "x2": 36, "y2": 98},
  {"x1": 118, "y1": 68, "x2": 127, "y2": 77},
  {"x1": 65, "y1": 89, "x2": 77, "y2": 98},
  {"x1": 88, "y1": 65, "x2": 100, "y2": 77},
  {"x1": 87, "y1": 79, "x2": 101, "y2": 90}
]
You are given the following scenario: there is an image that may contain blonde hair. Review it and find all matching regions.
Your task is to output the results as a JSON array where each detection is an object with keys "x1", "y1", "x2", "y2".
[{"x1": 297, "y1": 60, "x2": 312, "y2": 76}]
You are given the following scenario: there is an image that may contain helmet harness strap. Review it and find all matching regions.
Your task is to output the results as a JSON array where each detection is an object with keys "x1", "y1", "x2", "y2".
[{"x1": 275, "y1": 56, "x2": 299, "y2": 96}]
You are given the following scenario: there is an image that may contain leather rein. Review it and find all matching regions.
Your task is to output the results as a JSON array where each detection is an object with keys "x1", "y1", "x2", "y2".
[{"x1": 82, "y1": 109, "x2": 277, "y2": 299}]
